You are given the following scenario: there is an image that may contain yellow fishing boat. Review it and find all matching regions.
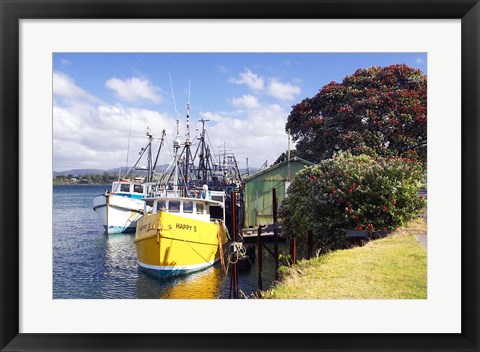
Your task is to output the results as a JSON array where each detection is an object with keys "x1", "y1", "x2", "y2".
[
  {"x1": 135, "y1": 194, "x2": 228, "y2": 278},
  {"x1": 135, "y1": 97, "x2": 238, "y2": 278}
]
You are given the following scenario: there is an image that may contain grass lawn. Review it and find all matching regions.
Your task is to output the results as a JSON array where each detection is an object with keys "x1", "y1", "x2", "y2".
[{"x1": 268, "y1": 217, "x2": 427, "y2": 299}]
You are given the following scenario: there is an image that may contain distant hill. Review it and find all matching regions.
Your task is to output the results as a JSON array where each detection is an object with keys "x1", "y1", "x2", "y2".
[
  {"x1": 53, "y1": 165, "x2": 172, "y2": 177},
  {"x1": 54, "y1": 165, "x2": 259, "y2": 178},
  {"x1": 53, "y1": 169, "x2": 106, "y2": 177}
]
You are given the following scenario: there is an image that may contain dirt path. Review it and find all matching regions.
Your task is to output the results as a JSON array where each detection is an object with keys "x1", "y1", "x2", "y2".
[{"x1": 415, "y1": 208, "x2": 427, "y2": 249}]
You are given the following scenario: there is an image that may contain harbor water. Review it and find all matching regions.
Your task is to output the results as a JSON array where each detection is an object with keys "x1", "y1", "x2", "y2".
[{"x1": 53, "y1": 185, "x2": 284, "y2": 299}]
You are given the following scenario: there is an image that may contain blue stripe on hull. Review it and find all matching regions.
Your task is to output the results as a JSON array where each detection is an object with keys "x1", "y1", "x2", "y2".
[
  {"x1": 139, "y1": 266, "x2": 204, "y2": 279},
  {"x1": 115, "y1": 193, "x2": 145, "y2": 200},
  {"x1": 138, "y1": 259, "x2": 219, "y2": 279},
  {"x1": 104, "y1": 225, "x2": 136, "y2": 234}
]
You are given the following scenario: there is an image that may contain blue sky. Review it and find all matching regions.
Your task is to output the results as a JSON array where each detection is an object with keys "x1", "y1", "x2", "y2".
[{"x1": 53, "y1": 52, "x2": 427, "y2": 171}]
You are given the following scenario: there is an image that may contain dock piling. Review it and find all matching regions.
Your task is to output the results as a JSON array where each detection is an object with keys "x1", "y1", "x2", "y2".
[
  {"x1": 272, "y1": 188, "x2": 279, "y2": 280},
  {"x1": 307, "y1": 229, "x2": 313, "y2": 259},
  {"x1": 257, "y1": 225, "x2": 263, "y2": 291},
  {"x1": 229, "y1": 191, "x2": 239, "y2": 299}
]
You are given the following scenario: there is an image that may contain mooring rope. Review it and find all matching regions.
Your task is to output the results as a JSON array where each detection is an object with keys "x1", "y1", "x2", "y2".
[{"x1": 227, "y1": 241, "x2": 246, "y2": 265}]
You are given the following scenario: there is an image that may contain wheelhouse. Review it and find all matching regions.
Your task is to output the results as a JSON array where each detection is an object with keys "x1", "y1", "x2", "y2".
[
  {"x1": 143, "y1": 190, "x2": 226, "y2": 222},
  {"x1": 111, "y1": 181, "x2": 152, "y2": 199}
]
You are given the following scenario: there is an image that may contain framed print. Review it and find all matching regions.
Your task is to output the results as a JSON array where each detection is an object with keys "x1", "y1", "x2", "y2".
[{"x1": 1, "y1": 0, "x2": 479, "y2": 351}]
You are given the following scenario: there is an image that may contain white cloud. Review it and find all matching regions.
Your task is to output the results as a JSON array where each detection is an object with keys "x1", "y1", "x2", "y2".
[
  {"x1": 60, "y1": 58, "x2": 72, "y2": 66},
  {"x1": 53, "y1": 72, "x2": 175, "y2": 171},
  {"x1": 200, "y1": 102, "x2": 290, "y2": 168},
  {"x1": 53, "y1": 71, "x2": 99, "y2": 104},
  {"x1": 230, "y1": 94, "x2": 260, "y2": 109},
  {"x1": 53, "y1": 71, "x2": 292, "y2": 172},
  {"x1": 105, "y1": 77, "x2": 163, "y2": 104},
  {"x1": 416, "y1": 57, "x2": 426, "y2": 64},
  {"x1": 230, "y1": 68, "x2": 301, "y2": 102},
  {"x1": 230, "y1": 68, "x2": 265, "y2": 91},
  {"x1": 266, "y1": 78, "x2": 301, "y2": 101},
  {"x1": 53, "y1": 101, "x2": 176, "y2": 171},
  {"x1": 217, "y1": 65, "x2": 228, "y2": 74}
]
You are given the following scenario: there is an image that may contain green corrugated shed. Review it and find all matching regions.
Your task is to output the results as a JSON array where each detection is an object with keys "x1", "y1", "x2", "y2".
[{"x1": 244, "y1": 157, "x2": 313, "y2": 227}]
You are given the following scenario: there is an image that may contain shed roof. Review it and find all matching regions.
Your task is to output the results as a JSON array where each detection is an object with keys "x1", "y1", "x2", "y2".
[{"x1": 244, "y1": 156, "x2": 314, "y2": 182}]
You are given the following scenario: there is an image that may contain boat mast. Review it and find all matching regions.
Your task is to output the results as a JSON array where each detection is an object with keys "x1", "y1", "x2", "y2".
[
  {"x1": 146, "y1": 127, "x2": 153, "y2": 182},
  {"x1": 197, "y1": 118, "x2": 210, "y2": 182},
  {"x1": 184, "y1": 81, "x2": 192, "y2": 195},
  {"x1": 173, "y1": 120, "x2": 181, "y2": 196},
  {"x1": 125, "y1": 109, "x2": 133, "y2": 178},
  {"x1": 152, "y1": 129, "x2": 166, "y2": 180}
]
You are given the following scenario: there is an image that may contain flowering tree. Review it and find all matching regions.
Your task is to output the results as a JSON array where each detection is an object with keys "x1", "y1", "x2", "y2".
[
  {"x1": 286, "y1": 64, "x2": 427, "y2": 164},
  {"x1": 280, "y1": 152, "x2": 426, "y2": 251}
]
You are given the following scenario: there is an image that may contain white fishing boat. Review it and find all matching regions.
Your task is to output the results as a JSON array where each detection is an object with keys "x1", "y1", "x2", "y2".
[
  {"x1": 93, "y1": 179, "x2": 154, "y2": 234},
  {"x1": 93, "y1": 129, "x2": 165, "y2": 234}
]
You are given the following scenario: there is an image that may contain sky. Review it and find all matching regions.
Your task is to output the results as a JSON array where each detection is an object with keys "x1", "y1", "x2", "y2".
[{"x1": 53, "y1": 52, "x2": 427, "y2": 172}]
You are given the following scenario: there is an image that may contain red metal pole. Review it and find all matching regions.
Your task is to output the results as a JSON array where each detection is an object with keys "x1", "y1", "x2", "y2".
[{"x1": 230, "y1": 191, "x2": 238, "y2": 299}]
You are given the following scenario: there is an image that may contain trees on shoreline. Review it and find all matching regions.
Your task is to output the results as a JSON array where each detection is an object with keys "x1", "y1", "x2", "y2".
[
  {"x1": 286, "y1": 64, "x2": 427, "y2": 165},
  {"x1": 280, "y1": 64, "x2": 427, "y2": 251}
]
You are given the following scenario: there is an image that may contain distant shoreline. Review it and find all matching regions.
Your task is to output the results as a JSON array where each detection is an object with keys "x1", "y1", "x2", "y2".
[{"x1": 53, "y1": 182, "x2": 111, "y2": 186}]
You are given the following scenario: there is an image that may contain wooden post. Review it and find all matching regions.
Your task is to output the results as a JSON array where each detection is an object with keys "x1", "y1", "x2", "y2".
[
  {"x1": 289, "y1": 238, "x2": 296, "y2": 265},
  {"x1": 307, "y1": 229, "x2": 313, "y2": 259},
  {"x1": 257, "y1": 226, "x2": 263, "y2": 291},
  {"x1": 229, "y1": 191, "x2": 238, "y2": 299},
  {"x1": 272, "y1": 188, "x2": 279, "y2": 280},
  {"x1": 105, "y1": 193, "x2": 109, "y2": 235}
]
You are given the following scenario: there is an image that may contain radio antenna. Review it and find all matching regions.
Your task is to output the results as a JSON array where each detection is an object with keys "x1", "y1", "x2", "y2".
[
  {"x1": 169, "y1": 73, "x2": 178, "y2": 116},
  {"x1": 186, "y1": 80, "x2": 191, "y2": 143}
]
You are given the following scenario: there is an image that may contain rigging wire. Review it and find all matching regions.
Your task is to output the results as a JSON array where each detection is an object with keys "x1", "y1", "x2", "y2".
[
  {"x1": 125, "y1": 109, "x2": 133, "y2": 176},
  {"x1": 205, "y1": 130, "x2": 219, "y2": 167}
]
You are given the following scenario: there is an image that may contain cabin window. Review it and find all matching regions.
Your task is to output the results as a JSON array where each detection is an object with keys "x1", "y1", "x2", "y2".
[
  {"x1": 156, "y1": 201, "x2": 166, "y2": 211},
  {"x1": 133, "y1": 184, "x2": 143, "y2": 193},
  {"x1": 169, "y1": 201, "x2": 180, "y2": 212},
  {"x1": 183, "y1": 201, "x2": 193, "y2": 213},
  {"x1": 196, "y1": 203, "x2": 204, "y2": 215},
  {"x1": 212, "y1": 195, "x2": 223, "y2": 202},
  {"x1": 120, "y1": 183, "x2": 130, "y2": 192}
]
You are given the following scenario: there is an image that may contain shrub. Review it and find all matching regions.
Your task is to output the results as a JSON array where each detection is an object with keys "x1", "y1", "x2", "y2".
[{"x1": 280, "y1": 151, "x2": 426, "y2": 251}]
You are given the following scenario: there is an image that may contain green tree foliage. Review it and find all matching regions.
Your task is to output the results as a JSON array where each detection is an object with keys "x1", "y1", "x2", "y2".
[
  {"x1": 279, "y1": 152, "x2": 426, "y2": 251},
  {"x1": 286, "y1": 65, "x2": 427, "y2": 164},
  {"x1": 272, "y1": 149, "x2": 300, "y2": 166},
  {"x1": 102, "y1": 172, "x2": 110, "y2": 184}
]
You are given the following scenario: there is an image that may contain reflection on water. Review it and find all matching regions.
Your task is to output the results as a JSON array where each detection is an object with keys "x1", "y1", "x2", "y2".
[
  {"x1": 137, "y1": 266, "x2": 224, "y2": 299},
  {"x1": 53, "y1": 185, "x2": 286, "y2": 299}
]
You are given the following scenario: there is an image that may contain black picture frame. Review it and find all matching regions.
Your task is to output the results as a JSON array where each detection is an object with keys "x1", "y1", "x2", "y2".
[{"x1": 1, "y1": 1, "x2": 478, "y2": 351}]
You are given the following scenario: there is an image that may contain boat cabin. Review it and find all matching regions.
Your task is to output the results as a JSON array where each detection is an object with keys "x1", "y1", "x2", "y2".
[
  {"x1": 111, "y1": 181, "x2": 152, "y2": 199},
  {"x1": 143, "y1": 191, "x2": 226, "y2": 223}
]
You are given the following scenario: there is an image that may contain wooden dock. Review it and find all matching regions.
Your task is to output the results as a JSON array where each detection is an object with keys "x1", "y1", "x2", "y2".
[{"x1": 241, "y1": 224, "x2": 285, "y2": 242}]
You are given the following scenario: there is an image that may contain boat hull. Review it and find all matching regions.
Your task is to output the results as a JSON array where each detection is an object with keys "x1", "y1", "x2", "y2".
[
  {"x1": 93, "y1": 194, "x2": 145, "y2": 234},
  {"x1": 135, "y1": 211, "x2": 228, "y2": 278}
]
